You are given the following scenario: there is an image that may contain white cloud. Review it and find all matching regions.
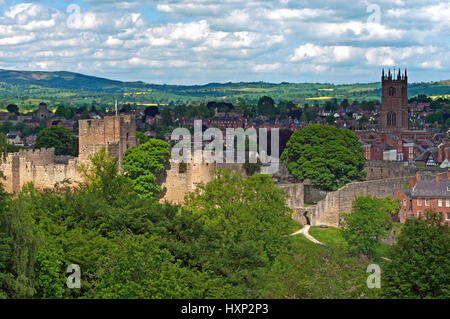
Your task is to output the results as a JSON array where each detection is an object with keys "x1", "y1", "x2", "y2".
[
  {"x1": 0, "y1": 0, "x2": 447, "y2": 84},
  {"x1": 252, "y1": 63, "x2": 281, "y2": 72},
  {"x1": 290, "y1": 43, "x2": 356, "y2": 63},
  {"x1": 420, "y1": 61, "x2": 443, "y2": 69}
]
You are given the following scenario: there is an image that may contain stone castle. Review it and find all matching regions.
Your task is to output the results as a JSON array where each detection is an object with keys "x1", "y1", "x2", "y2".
[
  {"x1": 0, "y1": 114, "x2": 137, "y2": 194},
  {"x1": 1, "y1": 111, "x2": 444, "y2": 228}
]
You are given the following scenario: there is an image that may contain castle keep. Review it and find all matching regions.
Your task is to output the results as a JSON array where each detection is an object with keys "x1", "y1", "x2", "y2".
[
  {"x1": 0, "y1": 114, "x2": 136, "y2": 194},
  {"x1": 78, "y1": 115, "x2": 137, "y2": 167}
]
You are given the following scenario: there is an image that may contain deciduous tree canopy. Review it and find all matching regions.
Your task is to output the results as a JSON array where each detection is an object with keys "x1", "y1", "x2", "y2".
[{"x1": 281, "y1": 124, "x2": 366, "y2": 191}]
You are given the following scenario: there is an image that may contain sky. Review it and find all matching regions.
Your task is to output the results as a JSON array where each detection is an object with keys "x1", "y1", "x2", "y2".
[{"x1": 0, "y1": 0, "x2": 448, "y2": 85}]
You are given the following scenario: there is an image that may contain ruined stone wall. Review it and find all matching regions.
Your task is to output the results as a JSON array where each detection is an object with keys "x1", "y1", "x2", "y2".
[
  {"x1": 160, "y1": 160, "x2": 247, "y2": 204},
  {"x1": 0, "y1": 115, "x2": 137, "y2": 195},
  {"x1": 0, "y1": 148, "x2": 83, "y2": 194},
  {"x1": 161, "y1": 160, "x2": 217, "y2": 204},
  {"x1": 18, "y1": 148, "x2": 55, "y2": 165},
  {"x1": 285, "y1": 171, "x2": 438, "y2": 228},
  {"x1": 278, "y1": 183, "x2": 304, "y2": 209},
  {"x1": 365, "y1": 160, "x2": 446, "y2": 180},
  {"x1": 310, "y1": 173, "x2": 436, "y2": 227},
  {"x1": 18, "y1": 157, "x2": 81, "y2": 191}
]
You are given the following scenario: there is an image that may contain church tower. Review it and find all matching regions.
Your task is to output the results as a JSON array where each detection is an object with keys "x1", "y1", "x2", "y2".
[{"x1": 380, "y1": 68, "x2": 408, "y2": 132}]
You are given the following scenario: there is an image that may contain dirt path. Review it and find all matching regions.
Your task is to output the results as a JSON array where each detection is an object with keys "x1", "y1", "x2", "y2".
[{"x1": 290, "y1": 225, "x2": 324, "y2": 245}]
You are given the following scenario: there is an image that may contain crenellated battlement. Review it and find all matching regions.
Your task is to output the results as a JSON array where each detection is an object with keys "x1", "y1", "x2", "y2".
[{"x1": 0, "y1": 115, "x2": 137, "y2": 194}]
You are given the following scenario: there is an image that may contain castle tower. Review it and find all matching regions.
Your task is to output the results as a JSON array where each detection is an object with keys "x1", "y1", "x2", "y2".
[
  {"x1": 380, "y1": 68, "x2": 408, "y2": 132},
  {"x1": 78, "y1": 114, "x2": 137, "y2": 168}
]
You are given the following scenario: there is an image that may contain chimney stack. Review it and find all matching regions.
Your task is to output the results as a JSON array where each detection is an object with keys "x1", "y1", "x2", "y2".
[
  {"x1": 438, "y1": 144, "x2": 444, "y2": 163},
  {"x1": 409, "y1": 177, "x2": 415, "y2": 188},
  {"x1": 447, "y1": 169, "x2": 450, "y2": 181},
  {"x1": 416, "y1": 171, "x2": 421, "y2": 183}
]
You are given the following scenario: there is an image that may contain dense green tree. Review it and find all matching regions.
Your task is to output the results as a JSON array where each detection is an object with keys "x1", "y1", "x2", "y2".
[
  {"x1": 341, "y1": 196, "x2": 399, "y2": 259},
  {"x1": 160, "y1": 109, "x2": 173, "y2": 126},
  {"x1": 425, "y1": 112, "x2": 443, "y2": 125},
  {"x1": 119, "y1": 104, "x2": 132, "y2": 113},
  {"x1": 0, "y1": 183, "x2": 37, "y2": 298},
  {"x1": 358, "y1": 115, "x2": 369, "y2": 128},
  {"x1": 144, "y1": 106, "x2": 159, "y2": 118},
  {"x1": 35, "y1": 126, "x2": 76, "y2": 156},
  {"x1": 324, "y1": 100, "x2": 338, "y2": 112},
  {"x1": 266, "y1": 236, "x2": 380, "y2": 299},
  {"x1": 185, "y1": 170, "x2": 297, "y2": 297},
  {"x1": 257, "y1": 96, "x2": 276, "y2": 117},
  {"x1": 326, "y1": 114, "x2": 336, "y2": 125},
  {"x1": 78, "y1": 146, "x2": 133, "y2": 204},
  {"x1": 0, "y1": 133, "x2": 7, "y2": 159},
  {"x1": 55, "y1": 106, "x2": 75, "y2": 120},
  {"x1": 360, "y1": 100, "x2": 376, "y2": 112},
  {"x1": 281, "y1": 124, "x2": 366, "y2": 191},
  {"x1": 122, "y1": 139, "x2": 170, "y2": 199},
  {"x1": 384, "y1": 211, "x2": 449, "y2": 298},
  {"x1": 0, "y1": 121, "x2": 14, "y2": 134},
  {"x1": 6, "y1": 104, "x2": 19, "y2": 114},
  {"x1": 300, "y1": 110, "x2": 316, "y2": 123},
  {"x1": 136, "y1": 131, "x2": 150, "y2": 144}
]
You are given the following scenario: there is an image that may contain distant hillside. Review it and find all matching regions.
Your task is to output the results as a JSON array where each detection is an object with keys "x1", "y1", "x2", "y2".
[
  {"x1": 0, "y1": 69, "x2": 449, "y2": 108},
  {"x1": 0, "y1": 69, "x2": 147, "y2": 92}
]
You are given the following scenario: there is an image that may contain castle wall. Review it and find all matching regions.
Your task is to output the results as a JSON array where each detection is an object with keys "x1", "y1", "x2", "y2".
[
  {"x1": 0, "y1": 149, "x2": 83, "y2": 194},
  {"x1": 278, "y1": 183, "x2": 304, "y2": 209},
  {"x1": 161, "y1": 161, "x2": 191, "y2": 204},
  {"x1": 160, "y1": 160, "x2": 247, "y2": 204},
  {"x1": 0, "y1": 115, "x2": 136, "y2": 195},
  {"x1": 365, "y1": 160, "x2": 446, "y2": 180},
  {"x1": 288, "y1": 173, "x2": 437, "y2": 228}
]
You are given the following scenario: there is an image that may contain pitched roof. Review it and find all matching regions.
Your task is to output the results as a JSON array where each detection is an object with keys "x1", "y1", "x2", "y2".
[{"x1": 412, "y1": 178, "x2": 450, "y2": 198}]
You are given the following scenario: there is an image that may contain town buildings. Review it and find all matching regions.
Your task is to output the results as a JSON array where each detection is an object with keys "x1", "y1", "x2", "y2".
[{"x1": 394, "y1": 171, "x2": 450, "y2": 225}]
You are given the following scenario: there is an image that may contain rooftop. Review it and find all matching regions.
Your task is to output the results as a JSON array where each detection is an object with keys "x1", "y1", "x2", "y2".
[{"x1": 412, "y1": 176, "x2": 450, "y2": 198}]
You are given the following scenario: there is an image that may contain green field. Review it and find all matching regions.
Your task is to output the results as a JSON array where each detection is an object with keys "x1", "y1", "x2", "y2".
[{"x1": 0, "y1": 69, "x2": 449, "y2": 108}]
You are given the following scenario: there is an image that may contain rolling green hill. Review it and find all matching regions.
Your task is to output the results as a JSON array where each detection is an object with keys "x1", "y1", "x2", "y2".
[{"x1": 0, "y1": 69, "x2": 449, "y2": 109}]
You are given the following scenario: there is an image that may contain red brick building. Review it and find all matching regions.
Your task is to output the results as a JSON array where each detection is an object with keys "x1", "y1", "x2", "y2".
[{"x1": 396, "y1": 171, "x2": 450, "y2": 225}]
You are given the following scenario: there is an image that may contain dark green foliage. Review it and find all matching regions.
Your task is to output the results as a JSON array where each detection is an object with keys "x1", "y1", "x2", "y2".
[
  {"x1": 281, "y1": 124, "x2": 366, "y2": 191},
  {"x1": 122, "y1": 139, "x2": 170, "y2": 199},
  {"x1": 6, "y1": 104, "x2": 19, "y2": 114},
  {"x1": 35, "y1": 126, "x2": 76, "y2": 156},
  {"x1": 257, "y1": 96, "x2": 276, "y2": 117},
  {"x1": 266, "y1": 236, "x2": 381, "y2": 299},
  {"x1": 243, "y1": 158, "x2": 263, "y2": 176},
  {"x1": 341, "y1": 196, "x2": 399, "y2": 259},
  {"x1": 326, "y1": 114, "x2": 336, "y2": 124},
  {"x1": 144, "y1": 106, "x2": 159, "y2": 117},
  {"x1": 55, "y1": 106, "x2": 75, "y2": 120},
  {"x1": 384, "y1": 211, "x2": 450, "y2": 298},
  {"x1": 0, "y1": 183, "x2": 37, "y2": 298},
  {"x1": 0, "y1": 146, "x2": 447, "y2": 299},
  {"x1": 425, "y1": 112, "x2": 443, "y2": 125}
]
